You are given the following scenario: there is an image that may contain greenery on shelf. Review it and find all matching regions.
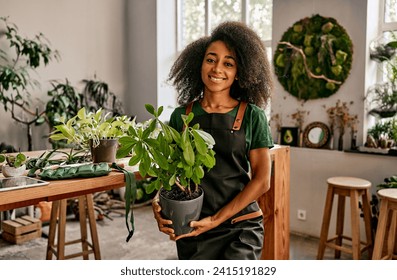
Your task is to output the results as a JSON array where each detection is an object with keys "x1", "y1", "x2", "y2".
[
  {"x1": 377, "y1": 175, "x2": 397, "y2": 189},
  {"x1": 116, "y1": 104, "x2": 216, "y2": 197},
  {"x1": 367, "y1": 118, "x2": 397, "y2": 147},
  {"x1": 367, "y1": 32, "x2": 397, "y2": 119}
]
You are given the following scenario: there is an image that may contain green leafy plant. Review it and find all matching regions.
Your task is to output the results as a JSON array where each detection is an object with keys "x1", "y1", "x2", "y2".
[
  {"x1": 367, "y1": 118, "x2": 397, "y2": 146},
  {"x1": 0, "y1": 151, "x2": 27, "y2": 168},
  {"x1": 116, "y1": 104, "x2": 216, "y2": 196},
  {"x1": 81, "y1": 78, "x2": 124, "y2": 116},
  {"x1": 367, "y1": 32, "x2": 397, "y2": 119},
  {"x1": 49, "y1": 107, "x2": 134, "y2": 150},
  {"x1": 0, "y1": 17, "x2": 60, "y2": 150}
]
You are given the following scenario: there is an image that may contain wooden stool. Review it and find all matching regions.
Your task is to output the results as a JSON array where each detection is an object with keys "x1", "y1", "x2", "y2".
[
  {"x1": 317, "y1": 177, "x2": 373, "y2": 260},
  {"x1": 372, "y1": 188, "x2": 397, "y2": 260},
  {"x1": 46, "y1": 194, "x2": 101, "y2": 260}
]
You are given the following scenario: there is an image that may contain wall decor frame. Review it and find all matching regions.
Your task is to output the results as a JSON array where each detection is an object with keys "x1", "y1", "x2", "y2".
[
  {"x1": 273, "y1": 14, "x2": 353, "y2": 100},
  {"x1": 280, "y1": 127, "x2": 299, "y2": 147},
  {"x1": 303, "y1": 121, "x2": 330, "y2": 149}
]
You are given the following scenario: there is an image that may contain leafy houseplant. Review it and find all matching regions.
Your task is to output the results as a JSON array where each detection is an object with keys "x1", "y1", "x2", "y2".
[
  {"x1": 0, "y1": 151, "x2": 27, "y2": 177},
  {"x1": 367, "y1": 118, "x2": 397, "y2": 148},
  {"x1": 367, "y1": 32, "x2": 397, "y2": 119},
  {"x1": 0, "y1": 17, "x2": 60, "y2": 150},
  {"x1": 116, "y1": 104, "x2": 216, "y2": 235},
  {"x1": 49, "y1": 107, "x2": 134, "y2": 162}
]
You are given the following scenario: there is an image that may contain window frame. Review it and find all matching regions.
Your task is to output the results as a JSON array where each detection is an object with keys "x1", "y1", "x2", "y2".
[{"x1": 176, "y1": 0, "x2": 272, "y2": 52}]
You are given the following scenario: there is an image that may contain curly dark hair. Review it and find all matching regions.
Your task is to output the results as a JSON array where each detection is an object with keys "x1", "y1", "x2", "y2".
[{"x1": 168, "y1": 21, "x2": 273, "y2": 108}]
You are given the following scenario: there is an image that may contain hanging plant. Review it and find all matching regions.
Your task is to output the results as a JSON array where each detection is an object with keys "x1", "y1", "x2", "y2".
[{"x1": 274, "y1": 14, "x2": 353, "y2": 100}]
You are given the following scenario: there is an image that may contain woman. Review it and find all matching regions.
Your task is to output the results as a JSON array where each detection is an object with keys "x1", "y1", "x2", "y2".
[{"x1": 152, "y1": 21, "x2": 274, "y2": 260}]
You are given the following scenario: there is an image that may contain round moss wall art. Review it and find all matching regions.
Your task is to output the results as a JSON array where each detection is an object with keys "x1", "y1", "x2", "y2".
[{"x1": 274, "y1": 14, "x2": 353, "y2": 100}]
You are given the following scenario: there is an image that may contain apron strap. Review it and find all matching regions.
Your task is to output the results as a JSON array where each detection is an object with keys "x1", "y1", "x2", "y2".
[
  {"x1": 185, "y1": 102, "x2": 193, "y2": 115},
  {"x1": 232, "y1": 101, "x2": 248, "y2": 131},
  {"x1": 185, "y1": 101, "x2": 247, "y2": 131}
]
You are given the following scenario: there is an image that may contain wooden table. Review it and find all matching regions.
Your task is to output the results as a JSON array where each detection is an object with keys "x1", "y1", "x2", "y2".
[
  {"x1": 0, "y1": 171, "x2": 126, "y2": 212},
  {"x1": 0, "y1": 145, "x2": 290, "y2": 260}
]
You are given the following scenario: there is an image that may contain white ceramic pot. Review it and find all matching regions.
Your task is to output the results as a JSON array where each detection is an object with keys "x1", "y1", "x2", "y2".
[{"x1": 1, "y1": 164, "x2": 26, "y2": 177}]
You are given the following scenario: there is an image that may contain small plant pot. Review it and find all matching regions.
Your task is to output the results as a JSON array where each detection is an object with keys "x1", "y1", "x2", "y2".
[
  {"x1": 159, "y1": 187, "x2": 204, "y2": 236},
  {"x1": 2, "y1": 164, "x2": 26, "y2": 177},
  {"x1": 90, "y1": 139, "x2": 119, "y2": 163}
]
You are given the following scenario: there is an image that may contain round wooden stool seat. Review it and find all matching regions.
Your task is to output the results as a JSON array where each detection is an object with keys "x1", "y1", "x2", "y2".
[
  {"x1": 317, "y1": 177, "x2": 373, "y2": 260},
  {"x1": 327, "y1": 177, "x2": 372, "y2": 189},
  {"x1": 372, "y1": 188, "x2": 397, "y2": 260}
]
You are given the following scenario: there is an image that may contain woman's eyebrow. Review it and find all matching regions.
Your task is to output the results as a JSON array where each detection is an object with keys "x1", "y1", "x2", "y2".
[{"x1": 206, "y1": 52, "x2": 236, "y2": 61}]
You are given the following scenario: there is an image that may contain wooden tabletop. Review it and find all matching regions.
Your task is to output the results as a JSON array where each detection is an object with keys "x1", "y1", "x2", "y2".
[{"x1": 0, "y1": 171, "x2": 127, "y2": 211}]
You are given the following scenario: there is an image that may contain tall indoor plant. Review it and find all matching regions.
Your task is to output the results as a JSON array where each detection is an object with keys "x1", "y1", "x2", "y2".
[
  {"x1": 116, "y1": 104, "x2": 216, "y2": 235},
  {"x1": 0, "y1": 17, "x2": 60, "y2": 151}
]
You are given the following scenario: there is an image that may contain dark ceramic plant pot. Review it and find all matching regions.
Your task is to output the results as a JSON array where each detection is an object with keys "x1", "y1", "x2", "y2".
[
  {"x1": 90, "y1": 139, "x2": 119, "y2": 163},
  {"x1": 159, "y1": 187, "x2": 204, "y2": 236}
]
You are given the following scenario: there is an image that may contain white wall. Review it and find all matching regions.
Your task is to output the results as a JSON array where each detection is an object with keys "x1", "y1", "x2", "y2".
[
  {"x1": 0, "y1": 0, "x2": 177, "y2": 151},
  {"x1": 0, "y1": 0, "x2": 127, "y2": 151},
  {"x1": 273, "y1": 0, "x2": 397, "y2": 239}
]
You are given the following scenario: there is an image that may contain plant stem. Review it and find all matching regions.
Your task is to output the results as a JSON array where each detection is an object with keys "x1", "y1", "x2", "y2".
[{"x1": 174, "y1": 180, "x2": 186, "y2": 193}]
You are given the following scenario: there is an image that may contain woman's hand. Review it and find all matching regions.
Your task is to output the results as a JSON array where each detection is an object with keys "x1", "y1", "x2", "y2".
[
  {"x1": 151, "y1": 199, "x2": 174, "y2": 238},
  {"x1": 173, "y1": 216, "x2": 219, "y2": 241}
]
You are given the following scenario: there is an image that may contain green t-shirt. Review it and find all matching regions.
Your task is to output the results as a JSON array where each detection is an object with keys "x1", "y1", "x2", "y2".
[{"x1": 169, "y1": 101, "x2": 274, "y2": 153}]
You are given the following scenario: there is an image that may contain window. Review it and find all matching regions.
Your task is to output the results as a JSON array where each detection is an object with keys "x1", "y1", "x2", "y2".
[
  {"x1": 378, "y1": 0, "x2": 397, "y2": 83},
  {"x1": 177, "y1": 0, "x2": 273, "y2": 51}
]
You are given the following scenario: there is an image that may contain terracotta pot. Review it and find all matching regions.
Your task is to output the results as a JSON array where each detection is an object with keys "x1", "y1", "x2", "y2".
[
  {"x1": 159, "y1": 187, "x2": 204, "y2": 236},
  {"x1": 90, "y1": 139, "x2": 119, "y2": 163},
  {"x1": 2, "y1": 164, "x2": 26, "y2": 177}
]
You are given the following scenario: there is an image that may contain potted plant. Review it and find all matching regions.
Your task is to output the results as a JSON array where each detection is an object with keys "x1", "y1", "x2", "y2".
[
  {"x1": 366, "y1": 82, "x2": 397, "y2": 118},
  {"x1": 116, "y1": 104, "x2": 216, "y2": 235},
  {"x1": 368, "y1": 32, "x2": 397, "y2": 119},
  {"x1": 49, "y1": 107, "x2": 134, "y2": 163},
  {"x1": 0, "y1": 151, "x2": 27, "y2": 177}
]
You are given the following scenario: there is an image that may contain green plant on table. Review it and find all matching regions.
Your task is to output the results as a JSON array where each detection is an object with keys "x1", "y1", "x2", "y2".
[
  {"x1": 0, "y1": 151, "x2": 27, "y2": 168},
  {"x1": 49, "y1": 107, "x2": 134, "y2": 150},
  {"x1": 116, "y1": 104, "x2": 216, "y2": 197}
]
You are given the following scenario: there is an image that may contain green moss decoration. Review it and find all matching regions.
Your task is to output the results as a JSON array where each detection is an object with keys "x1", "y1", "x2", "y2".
[{"x1": 274, "y1": 14, "x2": 353, "y2": 100}]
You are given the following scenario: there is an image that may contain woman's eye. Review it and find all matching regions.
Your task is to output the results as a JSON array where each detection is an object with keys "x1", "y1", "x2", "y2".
[{"x1": 225, "y1": 62, "x2": 234, "y2": 67}]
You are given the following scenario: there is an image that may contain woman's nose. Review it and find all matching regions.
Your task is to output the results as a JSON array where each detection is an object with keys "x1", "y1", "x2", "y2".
[{"x1": 212, "y1": 62, "x2": 222, "y2": 73}]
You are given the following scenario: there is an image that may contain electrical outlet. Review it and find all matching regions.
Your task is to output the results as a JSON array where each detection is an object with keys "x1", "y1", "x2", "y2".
[{"x1": 297, "y1": 209, "x2": 306, "y2": 221}]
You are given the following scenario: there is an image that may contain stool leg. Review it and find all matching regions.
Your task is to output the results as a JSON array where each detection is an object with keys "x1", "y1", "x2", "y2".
[
  {"x1": 78, "y1": 196, "x2": 89, "y2": 260},
  {"x1": 86, "y1": 194, "x2": 101, "y2": 260},
  {"x1": 362, "y1": 189, "x2": 373, "y2": 258},
  {"x1": 317, "y1": 187, "x2": 334, "y2": 259},
  {"x1": 350, "y1": 189, "x2": 361, "y2": 260},
  {"x1": 56, "y1": 199, "x2": 67, "y2": 260},
  {"x1": 386, "y1": 210, "x2": 397, "y2": 259},
  {"x1": 46, "y1": 200, "x2": 59, "y2": 260},
  {"x1": 372, "y1": 198, "x2": 389, "y2": 259},
  {"x1": 335, "y1": 195, "x2": 345, "y2": 259}
]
